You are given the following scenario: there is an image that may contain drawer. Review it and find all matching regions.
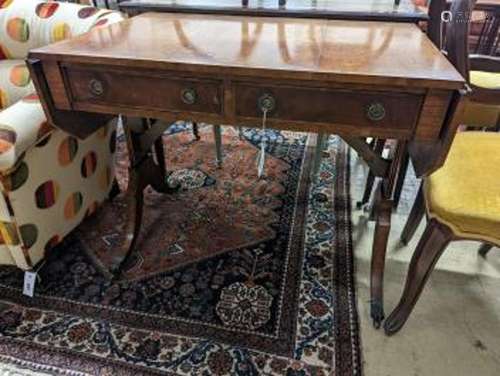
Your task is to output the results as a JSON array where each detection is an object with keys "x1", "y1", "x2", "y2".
[
  {"x1": 64, "y1": 66, "x2": 223, "y2": 115},
  {"x1": 234, "y1": 83, "x2": 423, "y2": 132}
]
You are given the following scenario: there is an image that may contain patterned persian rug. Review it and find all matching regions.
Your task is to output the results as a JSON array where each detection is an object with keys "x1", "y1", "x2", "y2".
[{"x1": 0, "y1": 125, "x2": 361, "y2": 376}]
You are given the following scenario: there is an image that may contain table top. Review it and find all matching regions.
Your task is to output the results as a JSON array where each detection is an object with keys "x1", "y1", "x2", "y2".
[
  {"x1": 118, "y1": 0, "x2": 429, "y2": 22},
  {"x1": 30, "y1": 12, "x2": 464, "y2": 89}
]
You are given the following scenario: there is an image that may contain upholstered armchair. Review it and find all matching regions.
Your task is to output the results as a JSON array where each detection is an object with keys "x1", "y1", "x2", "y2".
[{"x1": 0, "y1": 0, "x2": 123, "y2": 270}]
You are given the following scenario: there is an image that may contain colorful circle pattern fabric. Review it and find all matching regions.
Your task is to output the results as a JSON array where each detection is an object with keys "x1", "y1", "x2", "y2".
[
  {"x1": 0, "y1": 1, "x2": 122, "y2": 267},
  {"x1": 92, "y1": 18, "x2": 108, "y2": 29},
  {"x1": 0, "y1": 126, "x2": 16, "y2": 154},
  {"x1": 35, "y1": 180, "x2": 60, "y2": 209},
  {"x1": 35, "y1": 2, "x2": 59, "y2": 19},
  {"x1": 19, "y1": 224, "x2": 38, "y2": 249},
  {"x1": 0, "y1": 44, "x2": 10, "y2": 59},
  {"x1": 9, "y1": 64, "x2": 30, "y2": 87},
  {"x1": 0, "y1": 0, "x2": 13, "y2": 8},
  {"x1": 7, "y1": 18, "x2": 29, "y2": 43},
  {"x1": 5, "y1": 162, "x2": 28, "y2": 191},
  {"x1": 0, "y1": 89, "x2": 7, "y2": 109},
  {"x1": 64, "y1": 192, "x2": 83, "y2": 220},
  {"x1": 51, "y1": 22, "x2": 71, "y2": 43},
  {"x1": 58, "y1": 137, "x2": 78, "y2": 166},
  {"x1": 78, "y1": 7, "x2": 99, "y2": 19},
  {"x1": 81, "y1": 151, "x2": 97, "y2": 178}
]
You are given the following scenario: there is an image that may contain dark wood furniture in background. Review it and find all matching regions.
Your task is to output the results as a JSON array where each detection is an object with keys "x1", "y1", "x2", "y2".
[
  {"x1": 27, "y1": 12, "x2": 465, "y2": 329},
  {"x1": 118, "y1": 0, "x2": 428, "y2": 22},
  {"x1": 467, "y1": 0, "x2": 500, "y2": 55}
]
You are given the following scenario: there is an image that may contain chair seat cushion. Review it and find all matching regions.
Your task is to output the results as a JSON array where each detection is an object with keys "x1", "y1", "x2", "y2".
[
  {"x1": 425, "y1": 132, "x2": 500, "y2": 244},
  {"x1": 470, "y1": 70, "x2": 500, "y2": 89},
  {"x1": 0, "y1": 60, "x2": 34, "y2": 109}
]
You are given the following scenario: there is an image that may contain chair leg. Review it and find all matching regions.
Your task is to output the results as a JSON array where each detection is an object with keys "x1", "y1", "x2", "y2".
[
  {"x1": 384, "y1": 219, "x2": 453, "y2": 335},
  {"x1": 213, "y1": 124, "x2": 223, "y2": 167},
  {"x1": 400, "y1": 182, "x2": 425, "y2": 245},
  {"x1": 311, "y1": 133, "x2": 326, "y2": 183},
  {"x1": 479, "y1": 243, "x2": 494, "y2": 258}
]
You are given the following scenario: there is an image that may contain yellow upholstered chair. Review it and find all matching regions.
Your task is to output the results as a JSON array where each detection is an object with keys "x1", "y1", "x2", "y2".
[
  {"x1": 383, "y1": 131, "x2": 500, "y2": 335},
  {"x1": 0, "y1": 0, "x2": 124, "y2": 270}
]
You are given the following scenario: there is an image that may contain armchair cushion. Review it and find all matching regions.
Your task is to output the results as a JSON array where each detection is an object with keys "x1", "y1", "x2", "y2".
[
  {"x1": 0, "y1": 60, "x2": 33, "y2": 109},
  {"x1": 0, "y1": 0, "x2": 123, "y2": 59},
  {"x1": 0, "y1": 93, "x2": 52, "y2": 172},
  {"x1": 425, "y1": 132, "x2": 500, "y2": 245},
  {"x1": 470, "y1": 71, "x2": 500, "y2": 90}
]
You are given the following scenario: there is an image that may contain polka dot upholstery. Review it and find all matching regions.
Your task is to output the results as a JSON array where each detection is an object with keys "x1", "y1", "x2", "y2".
[
  {"x1": 0, "y1": 0, "x2": 123, "y2": 59},
  {"x1": 0, "y1": 0, "x2": 124, "y2": 270},
  {"x1": 0, "y1": 60, "x2": 34, "y2": 109}
]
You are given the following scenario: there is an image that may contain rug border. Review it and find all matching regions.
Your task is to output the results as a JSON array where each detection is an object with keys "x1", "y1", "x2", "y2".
[{"x1": 333, "y1": 141, "x2": 363, "y2": 376}]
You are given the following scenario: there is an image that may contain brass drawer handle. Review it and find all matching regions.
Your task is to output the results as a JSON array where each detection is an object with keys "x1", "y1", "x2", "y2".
[
  {"x1": 257, "y1": 93, "x2": 276, "y2": 113},
  {"x1": 181, "y1": 88, "x2": 197, "y2": 105},
  {"x1": 366, "y1": 102, "x2": 386, "y2": 122},
  {"x1": 89, "y1": 78, "x2": 105, "y2": 97}
]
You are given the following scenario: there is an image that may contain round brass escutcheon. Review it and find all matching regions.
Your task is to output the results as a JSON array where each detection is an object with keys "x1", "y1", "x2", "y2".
[
  {"x1": 257, "y1": 93, "x2": 276, "y2": 113},
  {"x1": 89, "y1": 78, "x2": 105, "y2": 97},
  {"x1": 366, "y1": 102, "x2": 386, "y2": 122},
  {"x1": 181, "y1": 88, "x2": 197, "y2": 105}
]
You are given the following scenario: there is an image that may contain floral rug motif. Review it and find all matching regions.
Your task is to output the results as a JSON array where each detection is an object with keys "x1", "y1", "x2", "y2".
[{"x1": 0, "y1": 125, "x2": 361, "y2": 376}]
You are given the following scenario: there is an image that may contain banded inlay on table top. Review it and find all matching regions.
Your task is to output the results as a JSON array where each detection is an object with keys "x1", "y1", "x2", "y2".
[{"x1": 30, "y1": 12, "x2": 463, "y2": 89}]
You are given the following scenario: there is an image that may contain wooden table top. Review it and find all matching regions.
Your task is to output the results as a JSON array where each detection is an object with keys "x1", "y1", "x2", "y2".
[
  {"x1": 30, "y1": 12, "x2": 464, "y2": 89},
  {"x1": 118, "y1": 0, "x2": 429, "y2": 22}
]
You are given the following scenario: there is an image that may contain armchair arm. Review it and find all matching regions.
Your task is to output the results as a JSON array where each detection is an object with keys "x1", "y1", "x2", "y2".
[
  {"x1": 468, "y1": 55, "x2": 500, "y2": 105},
  {"x1": 469, "y1": 54, "x2": 500, "y2": 73},
  {"x1": 0, "y1": 95, "x2": 51, "y2": 173},
  {"x1": 0, "y1": 0, "x2": 124, "y2": 59}
]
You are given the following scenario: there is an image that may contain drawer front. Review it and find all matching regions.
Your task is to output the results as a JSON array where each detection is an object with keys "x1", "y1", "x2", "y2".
[
  {"x1": 235, "y1": 83, "x2": 422, "y2": 131},
  {"x1": 65, "y1": 67, "x2": 223, "y2": 114}
]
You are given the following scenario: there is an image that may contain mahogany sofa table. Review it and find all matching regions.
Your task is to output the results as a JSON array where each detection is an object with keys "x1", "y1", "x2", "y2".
[
  {"x1": 28, "y1": 12, "x2": 465, "y2": 329},
  {"x1": 119, "y1": 0, "x2": 429, "y2": 22}
]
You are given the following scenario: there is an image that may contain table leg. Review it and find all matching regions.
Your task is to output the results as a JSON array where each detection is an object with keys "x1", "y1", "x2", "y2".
[
  {"x1": 112, "y1": 116, "x2": 179, "y2": 278},
  {"x1": 370, "y1": 141, "x2": 407, "y2": 328},
  {"x1": 213, "y1": 124, "x2": 223, "y2": 167},
  {"x1": 192, "y1": 121, "x2": 200, "y2": 141}
]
